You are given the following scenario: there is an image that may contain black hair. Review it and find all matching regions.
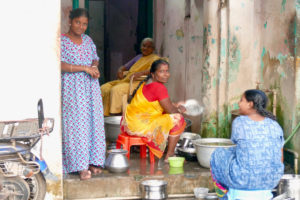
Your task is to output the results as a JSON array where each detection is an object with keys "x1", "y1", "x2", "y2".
[
  {"x1": 244, "y1": 89, "x2": 277, "y2": 121},
  {"x1": 69, "y1": 8, "x2": 90, "y2": 20},
  {"x1": 128, "y1": 59, "x2": 169, "y2": 104}
]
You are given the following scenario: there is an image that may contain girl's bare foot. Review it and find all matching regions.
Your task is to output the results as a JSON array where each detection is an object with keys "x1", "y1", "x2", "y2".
[
  {"x1": 79, "y1": 170, "x2": 91, "y2": 180},
  {"x1": 89, "y1": 165, "x2": 102, "y2": 175}
]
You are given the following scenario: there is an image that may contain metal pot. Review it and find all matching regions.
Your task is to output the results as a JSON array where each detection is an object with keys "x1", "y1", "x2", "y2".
[
  {"x1": 277, "y1": 174, "x2": 300, "y2": 199},
  {"x1": 140, "y1": 180, "x2": 168, "y2": 200},
  {"x1": 177, "y1": 147, "x2": 197, "y2": 161},
  {"x1": 192, "y1": 138, "x2": 236, "y2": 168},
  {"x1": 104, "y1": 149, "x2": 129, "y2": 173},
  {"x1": 179, "y1": 132, "x2": 201, "y2": 148},
  {"x1": 104, "y1": 116, "x2": 122, "y2": 142}
]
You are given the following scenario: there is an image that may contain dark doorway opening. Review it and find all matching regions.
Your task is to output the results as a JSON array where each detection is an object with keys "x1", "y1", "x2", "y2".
[{"x1": 87, "y1": 0, "x2": 153, "y2": 84}]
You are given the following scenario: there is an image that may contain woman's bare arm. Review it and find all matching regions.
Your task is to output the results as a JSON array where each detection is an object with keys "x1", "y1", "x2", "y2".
[
  {"x1": 61, "y1": 62, "x2": 100, "y2": 79},
  {"x1": 159, "y1": 98, "x2": 186, "y2": 114}
]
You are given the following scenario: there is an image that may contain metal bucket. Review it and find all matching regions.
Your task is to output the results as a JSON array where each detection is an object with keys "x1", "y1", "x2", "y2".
[
  {"x1": 104, "y1": 116, "x2": 122, "y2": 142},
  {"x1": 140, "y1": 180, "x2": 168, "y2": 200},
  {"x1": 277, "y1": 174, "x2": 300, "y2": 200}
]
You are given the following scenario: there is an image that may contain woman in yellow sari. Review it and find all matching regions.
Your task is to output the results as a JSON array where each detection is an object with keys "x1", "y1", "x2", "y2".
[
  {"x1": 121, "y1": 59, "x2": 186, "y2": 161},
  {"x1": 101, "y1": 38, "x2": 160, "y2": 116}
]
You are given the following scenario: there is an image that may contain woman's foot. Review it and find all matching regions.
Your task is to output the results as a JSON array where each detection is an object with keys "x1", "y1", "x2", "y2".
[
  {"x1": 164, "y1": 154, "x2": 175, "y2": 163},
  {"x1": 89, "y1": 165, "x2": 102, "y2": 175},
  {"x1": 79, "y1": 170, "x2": 91, "y2": 180}
]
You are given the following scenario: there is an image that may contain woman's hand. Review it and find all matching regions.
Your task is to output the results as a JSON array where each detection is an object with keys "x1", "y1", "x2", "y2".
[
  {"x1": 177, "y1": 105, "x2": 186, "y2": 114},
  {"x1": 117, "y1": 66, "x2": 126, "y2": 80},
  {"x1": 131, "y1": 70, "x2": 149, "y2": 81},
  {"x1": 85, "y1": 66, "x2": 100, "y2": 79}
]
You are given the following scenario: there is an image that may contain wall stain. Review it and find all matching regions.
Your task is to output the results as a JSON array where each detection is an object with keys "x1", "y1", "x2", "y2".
[
  {"x1": 176, "y1": 28, "x2": 184, "y2": 40},
  {"x1": 264, "y1": 21, "x2": 267, "y2": 29},
  {"x1": 260, "y1": 47, "x2": 267, "y2": 82},
  {"x1": 281, "y1": 0, "x2": 286, "y2": 13},
  {"x1": 191, "y1": 35, "x2": 201, "y2": 42},
  {"x1": 221, "y1": 39, "x2": 226, "y2": 57},
  {"x1": 178, "y1": 46, "x2": 183, "y2": 53},
  {"x1": 47, "y1": 179, "x2": 62, "y2": 199},
  {"x1": 228, "y1": 36, "x2": 241, "y2": 83},
  {"x1": 211, "y1": 38, "x2": 216, "y2": 44}
]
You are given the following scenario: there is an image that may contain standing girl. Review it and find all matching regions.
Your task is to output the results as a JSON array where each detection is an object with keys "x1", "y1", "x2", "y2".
[
  {"x1": 61, "y1": 8, "x2": 106, "y2": 180},
  {"x1": 210, "y1": 89, "x2": 284, "y2": 200}
]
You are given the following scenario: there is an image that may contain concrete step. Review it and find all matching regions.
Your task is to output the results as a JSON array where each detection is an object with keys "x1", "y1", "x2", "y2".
[{"x1": 63, "y1": 153, "x2": 213, "y2": 199}]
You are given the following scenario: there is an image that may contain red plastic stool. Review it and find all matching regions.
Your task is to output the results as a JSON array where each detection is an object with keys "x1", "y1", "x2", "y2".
[{"x1": 116, "y1": 132, "x2": 155, "y2": 163}]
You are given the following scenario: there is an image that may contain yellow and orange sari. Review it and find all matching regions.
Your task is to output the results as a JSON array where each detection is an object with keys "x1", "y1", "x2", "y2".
[
  {"x1": 121, "y1": 83, "x2": 186, "y2": 158},
  {"x1": 101, "y1": 53, "x2": 160, "y2": 116}
]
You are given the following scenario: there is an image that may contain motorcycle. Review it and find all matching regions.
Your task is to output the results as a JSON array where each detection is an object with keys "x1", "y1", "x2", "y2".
[{"x1": 0, "y1": 99, "x2": 55, "y2": 200}]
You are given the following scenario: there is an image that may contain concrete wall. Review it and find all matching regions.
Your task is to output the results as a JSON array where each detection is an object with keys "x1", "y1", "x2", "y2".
[
  {"x1": 0, "y1": 0, "x2": 62, "y2": 199},
  {"x1": 154, "y1": 0, "x2": 300, "y2": 171}
]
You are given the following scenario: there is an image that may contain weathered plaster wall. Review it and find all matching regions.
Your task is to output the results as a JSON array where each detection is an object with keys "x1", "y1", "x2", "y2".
[
  {"x1": 0, "y1": 0, "x2": 62, "y2": 199},
  {"x1": 154, "y1": 0, "x2": 300, "y2": 170},
  {"x1": 61, "y1": 0, "x2": 72, "y2": 35}
]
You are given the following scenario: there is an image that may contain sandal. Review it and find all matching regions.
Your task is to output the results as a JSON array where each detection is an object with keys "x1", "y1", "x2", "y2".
[
  {"x1": 79, "y1": 170, "x2": 91, "y2": 180},
  {"x1": 89, "y1": 165, "x2": 102, "y2": 175}
]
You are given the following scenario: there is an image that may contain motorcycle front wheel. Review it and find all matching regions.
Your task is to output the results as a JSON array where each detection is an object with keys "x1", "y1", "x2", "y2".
[
  {"x1": 25, "y1": 172, "x2": 46, "y2": 200},
  {"x1": 2, "y1": 176, "x2": 30, "y2": 200}
]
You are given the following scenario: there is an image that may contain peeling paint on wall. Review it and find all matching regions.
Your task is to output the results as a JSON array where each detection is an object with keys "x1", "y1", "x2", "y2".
[
  {"x1": 211, "y1": 38, "x2": 216, "y2": 44},
  {"x1": 281, "y1": 0, "x2": 287, "y2": 13},
  {"x1": 191, "y1": 35, "x2": 201, "y2": 42},
  {"x1": 176, "y1": 28, "x2": 184, "y2": 40},
  {"x1": 277, "y1": 53, "x2": 288, "y2": 64},
  {"x1": 228, "y1": 36, "x2": 241, "y2": 83},
  {"x1": 260, "y1": 47, "x2": 267, "y2": 82},
  {"x1": 264, "y1": 21, "x2": 268, "y2": 29},
  {"x1": 178, "y1": 46, "x2": 183, "y2": 53},
  {"x1": 221, "y1": 39, "x2": 226, "y2": 57}
]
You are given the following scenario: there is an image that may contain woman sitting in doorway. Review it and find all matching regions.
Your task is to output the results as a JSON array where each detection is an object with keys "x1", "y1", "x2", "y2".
[
  {"x1": 101, "y1": 38, "x2": 160, "y2": 116},
  {"x1": 121, "y1": 59, "x2": 186, "y2": 162}
]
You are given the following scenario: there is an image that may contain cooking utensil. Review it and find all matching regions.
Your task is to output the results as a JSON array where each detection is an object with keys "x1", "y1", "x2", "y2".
[
  {"x1": 179, "y1": 132, "x2": 201, "y2": 148},
  {"x1": 104, "y1": 149, "x2": 129, "y2": 173},
  {"x1": 104, "y1": 116, "x2": 122, "y2": 142},
  {"x1": 183, "y1": 99, "x2": 203, "y2": 116},
  {"x1": 140, "y1": 180, "x2": 168, "y2": 200},
  {"x1": 277, "y1": 174, "x2": 300, "y2": 199},
  {"x1": 192, "y1": 138, "x2": 236, "y2": 168},
  {"x1": 177, "y1": 147, "x2": 197, "y2": 161}
]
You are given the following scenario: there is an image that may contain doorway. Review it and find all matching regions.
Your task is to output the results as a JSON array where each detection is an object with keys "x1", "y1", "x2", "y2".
[{"x1": 86, "y1": 0, "x2": 153, "y2": 84}]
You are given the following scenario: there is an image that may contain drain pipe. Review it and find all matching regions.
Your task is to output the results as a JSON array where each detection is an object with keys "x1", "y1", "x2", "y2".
[
  {"x1": 284, "y1": 148, "x2": 299, "y2": 174},
  {"x1": 284, "y1": 121, "x2": 300, "y2": 145}
]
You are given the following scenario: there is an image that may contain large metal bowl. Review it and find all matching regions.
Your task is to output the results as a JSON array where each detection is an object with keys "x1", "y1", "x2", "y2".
[
  {"x1": 104, "y1": 116, "x2": 122, "y2": 142},
  {"x1": 192, "y1": 138, "x2": 236, "y2": 168}
]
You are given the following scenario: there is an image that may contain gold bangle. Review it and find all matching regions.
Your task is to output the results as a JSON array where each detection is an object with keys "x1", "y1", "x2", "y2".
[{"x1": 70, "y1": 64, "x2": 73, "y2": 72}]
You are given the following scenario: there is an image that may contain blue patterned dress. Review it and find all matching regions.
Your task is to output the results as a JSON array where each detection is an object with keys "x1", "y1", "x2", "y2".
[
  {"x1": 210, "y1": 115, "x2": 284, "y2": 191},
  {"x1": 61, "y1": 34, "x2": 106, "y2": 173}
]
